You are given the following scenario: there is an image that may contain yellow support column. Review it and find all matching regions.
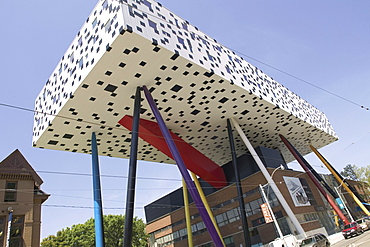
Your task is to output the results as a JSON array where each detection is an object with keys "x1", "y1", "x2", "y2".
[
  {"x1": 191, "y1": 172, "x2": 226, "y2": 247},
  {"x1": 310, "y1": 145, "x2": 370, "y2": 216},
  {"x1": 182, "y1": 179, "x2": 193, "y2": 247}
]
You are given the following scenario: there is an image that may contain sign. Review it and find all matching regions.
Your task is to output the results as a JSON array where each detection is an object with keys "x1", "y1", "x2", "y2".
[
  {"x1": 283, "y1": 176, "x2": 311, "y2": 207},
  {"x1": 260, "y1": 203, "x2": 273, "y2": 223},
  {"x1": 336, "y1": 198, "x2": 345, "y2": 209}
]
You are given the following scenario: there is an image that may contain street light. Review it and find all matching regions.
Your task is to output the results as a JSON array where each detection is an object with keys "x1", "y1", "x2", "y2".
[
  {"x1": 259, "y1": 165, "x2": 285, "y2": 240},
  {"x1": 334, "y1": 183, "x2": 354, "y2": 222}
]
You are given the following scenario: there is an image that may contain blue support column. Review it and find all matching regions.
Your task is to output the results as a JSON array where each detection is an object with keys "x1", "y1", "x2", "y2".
[
  {"x1": 5, "y1": 210, "x2": 13, "y2": 247},
  {"x1": 142, "y1": 86, "x2": 224, "y2": 247},
  {"x1": 91, "y1": 132, "x2": 105, "y2": 247},
  {"x1": 227, "y1": 119, "x2": 251, "y2": 247},
  {"x1": 123, "y1": 87, "x2": 141, "y2": 247}
]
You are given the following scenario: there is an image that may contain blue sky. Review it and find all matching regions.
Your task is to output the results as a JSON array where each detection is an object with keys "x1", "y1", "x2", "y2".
[{"x1": 1, "y1": 0, "x2": 370, "y2": 240}]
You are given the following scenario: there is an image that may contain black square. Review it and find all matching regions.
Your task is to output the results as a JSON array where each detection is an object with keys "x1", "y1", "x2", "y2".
[
  {"x1": 170, "y1": 53, "x2": 179, "y2": 60},
  {"x1": 190, "y1": 110, "x2": 200, "y2": 115},
  {"x1": 170, "y1": 85, "x2": 182, "y2": 92},
  {"x1": 63, "y1": 134, "x2": 74, "y2": 139},
  {"x1": 104, "y1": 84, "x2": 118, "y2": 92}
]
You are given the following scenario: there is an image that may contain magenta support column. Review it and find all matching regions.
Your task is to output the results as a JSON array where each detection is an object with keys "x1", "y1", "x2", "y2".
[{"x1": 142, "y1": 86, "x2": 224, "y2": 247}]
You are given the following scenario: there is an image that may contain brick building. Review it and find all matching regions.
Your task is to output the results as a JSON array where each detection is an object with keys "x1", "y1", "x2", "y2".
[
  {"x1": 145, "y1": 147, "x2": 341, "y2": 247},
  {"x1": 0, "y1": 150, "x2": 49, "y2": 247}
]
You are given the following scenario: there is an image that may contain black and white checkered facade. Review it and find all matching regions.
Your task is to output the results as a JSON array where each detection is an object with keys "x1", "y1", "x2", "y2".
[{"x1": 32, "y1": 0, "x2": 337, "y2": 164}]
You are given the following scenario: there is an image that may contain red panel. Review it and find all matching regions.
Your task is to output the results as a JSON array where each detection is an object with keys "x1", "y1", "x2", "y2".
[{"x1": 119, "y1": 115, "x2": 227, "y2": 188}]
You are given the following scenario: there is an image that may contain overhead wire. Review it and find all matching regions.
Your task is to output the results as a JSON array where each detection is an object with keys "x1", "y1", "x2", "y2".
[
  {"x1": 1, "y1": 0, "x2": 367, "y2": 216},
  {"x1": 113, "y1": 0, "x2": 370, "y2": 111},
  {"x1": 1, "y1": 1, "x2": 369, "y2": 154}
]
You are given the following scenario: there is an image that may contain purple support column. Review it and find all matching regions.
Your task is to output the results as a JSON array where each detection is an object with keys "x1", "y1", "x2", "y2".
[{"x1": 142, "y1": 86, "x2": 224, "y2": 247}]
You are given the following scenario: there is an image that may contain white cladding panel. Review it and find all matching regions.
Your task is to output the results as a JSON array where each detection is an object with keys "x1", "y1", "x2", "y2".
[{"x1": 32, "y1": 0, "x2": 337, "y2": 164}]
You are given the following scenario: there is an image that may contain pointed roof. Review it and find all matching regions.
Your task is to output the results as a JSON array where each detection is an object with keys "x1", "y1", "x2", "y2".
[{"x1": 0, "y1": 149, "x2": 43, "y2": 186}]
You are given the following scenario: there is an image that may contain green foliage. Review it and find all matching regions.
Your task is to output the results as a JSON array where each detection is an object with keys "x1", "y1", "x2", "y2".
[
  {"x1": 41, "y1": 215, "x2": 148, "y2": 247},
  {"x1": 340, "y1": 164, "x2": 360, "y2": 181},
  {"x1": 341, "y1": 164, "x2": 370, "y2": 200}
]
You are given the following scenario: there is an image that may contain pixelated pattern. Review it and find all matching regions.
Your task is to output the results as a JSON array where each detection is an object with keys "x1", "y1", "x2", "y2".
[{"x1": 32, "y1": 0, "x2": 337, "y2": 164}]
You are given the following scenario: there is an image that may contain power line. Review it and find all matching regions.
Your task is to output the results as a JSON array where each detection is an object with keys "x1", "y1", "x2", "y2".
[
  {"x1": 112, "y1": 0, "x2": 370, "y2": 111},
  {"x1": 36, "y1": 170, "x2": 181, "y2": 182}
]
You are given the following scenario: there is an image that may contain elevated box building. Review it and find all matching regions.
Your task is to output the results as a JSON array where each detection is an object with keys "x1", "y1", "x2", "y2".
[
  {"x1": 32, "y1": 0, "x2": 337, "y2": 164},
  {"x1": 31, "y1": 0, "x2": 339, "y2": 246}
]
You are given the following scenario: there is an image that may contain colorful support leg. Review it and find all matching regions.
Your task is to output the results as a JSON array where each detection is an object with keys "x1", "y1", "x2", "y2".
[
  {"x1": 279, "y1": 134, "x2": 349, "y2": 225},
  {"x1": 143, "y1": 86, "x2": 224, "y2": 247},
  {"x1": 310, "y1": 145, "x2": 370, "y2": 216},
  {"x1": 123, "y1": 87, "x2": 141, "y2": 247},
  {"x1": 182, "y1": 179, "x2": 193, "y2": 247},
  {"x1": 227, "y1": 119, "x2": 251, "y2": 247},
  {"x1": 230, "y1": 118, "x2": 306, "y2": 237},
  {"x1": 91, "y1": 132, "x2": 105, "y2": 247},
  {"x1": 191, "y1": 172, "x2": 225, "y2": 247}
]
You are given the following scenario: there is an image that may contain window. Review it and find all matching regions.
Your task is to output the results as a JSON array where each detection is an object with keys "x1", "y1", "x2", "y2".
[
  {"x1": 92, "y1": 17, "x2": 97, "y2": 28},
  {"x1": 105, "y1": 19, "x2": 111, "y2": 33},
  {"x1": 78, "y1": 37, "x2": 82, "y2": 47},
  {"x1": 200, "y1": 243, "x2": 211, "y2": 247},
  {"x1": 148, "y1": 19, "x2": 157, "y2": 31},
  {"x1": 4, "y1": 182, "x2": 17, "y2": 202},
  {"x1": 78, "y1": 58, "x2": 84, "y2": 69},
  {"x1": 216, "y1": 213, "x2": 228, "y2": 227},
  {"x1": 9, "y1": 215, "x2": 24, "y2": 247},
  {"x1": 223, "y1": 236, "x2": 235, "y2": 247},
  {"x1": 0, "y1": 217, "x2": 5, "y2": 246},
  {"x1": 102, "y1": 0, "x2": 108, "y2": 10}
]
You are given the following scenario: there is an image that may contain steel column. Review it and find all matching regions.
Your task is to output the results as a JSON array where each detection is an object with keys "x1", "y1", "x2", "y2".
[
  {"x1": 191, "y1": 172, "x2": 225, "y2": 246},
  {"x1": 142, "y1": 86, "x2": 224, "y2": 247},
  {"x1": 5, "y1": 210, "x2": 13, "y2": 247},
  {"x1": 182, "y1": 179, "x2": 193, "y2": 247},
  {"x1": 279, "y1": 134, "x2": 349, "y2": 225},
  {"x1": 310, "y1": 145, "x2": 370, "y2": 216},
  {"x1": 230, "y1": 118, "x2": 306, "y2": 237},
  {"x1": 123, "y1": 87, "x2": 141, "y2": 247},
  {"x1": 227, "y1": 119, "x2": 251, "y2": 247},
  {"x1": 91, "y1": 132, "x2": 105, "y2": 247}
]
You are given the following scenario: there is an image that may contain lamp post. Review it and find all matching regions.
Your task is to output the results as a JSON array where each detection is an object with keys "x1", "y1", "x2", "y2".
[
  {"x1": 259, "y1": 165, "x2": 285, "y2": 240},
  {"x1": 334, "y1": 184, "x2": 354, "y2": 222}
]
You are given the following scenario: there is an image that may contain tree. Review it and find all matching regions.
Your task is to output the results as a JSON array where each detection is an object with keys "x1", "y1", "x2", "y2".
[
  {"x1": 340, "y1": 164, "x2": 360, "y2": 181},
  {"x1": 41, "y1": 215, "x2": 148, "y2": 247},
  {"x1": 341, "y1": 164, "x2": 370, "y2": 201}
]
